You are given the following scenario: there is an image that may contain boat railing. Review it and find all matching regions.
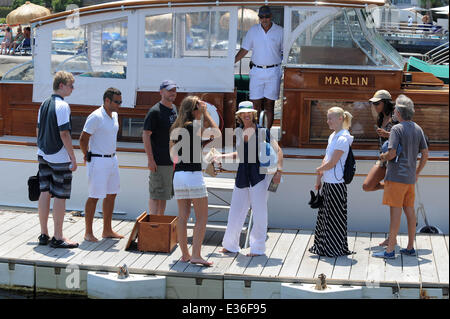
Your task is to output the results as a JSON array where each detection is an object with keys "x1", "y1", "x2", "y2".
[
  {"x1": 423, "y1": 42, "x2": 449, "y2": 65},
  {"x1": 377, "y1": 22, "x2": 448, "y2": 40}
]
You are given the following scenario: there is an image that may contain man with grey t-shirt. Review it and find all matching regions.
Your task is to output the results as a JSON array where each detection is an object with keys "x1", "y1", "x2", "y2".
[{"x1": 373, "y1": 95, "x2": 428, "y2": 259}]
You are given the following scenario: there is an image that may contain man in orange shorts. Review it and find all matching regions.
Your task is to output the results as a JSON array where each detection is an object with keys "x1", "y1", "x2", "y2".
[{"x1": 373, "y1": 95, "x2": 428, "y2": 259}]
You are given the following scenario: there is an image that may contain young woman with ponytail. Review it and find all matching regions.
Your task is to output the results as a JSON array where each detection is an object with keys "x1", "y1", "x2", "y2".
[{"x1": 310, "y1": 107, "x2": 355, "y2": 257}]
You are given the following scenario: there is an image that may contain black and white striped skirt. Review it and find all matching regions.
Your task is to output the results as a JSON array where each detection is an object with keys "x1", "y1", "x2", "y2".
[{"x1": 309, "y1": 182, "x2": 354, "y2": 257}]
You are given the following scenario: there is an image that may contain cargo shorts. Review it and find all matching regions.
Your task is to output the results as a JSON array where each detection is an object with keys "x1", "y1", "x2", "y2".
[{"x1": 149, "y1": 165, "x2": 174, "y2": 200}]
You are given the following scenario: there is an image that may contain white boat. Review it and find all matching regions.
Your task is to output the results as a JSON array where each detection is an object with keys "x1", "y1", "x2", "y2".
[
  {"x1": 0, "y1": 0, "x2": 448, "y2": 300},
  {"x1": 0, "y1": 0, "x2": 447, "y2": 234}
]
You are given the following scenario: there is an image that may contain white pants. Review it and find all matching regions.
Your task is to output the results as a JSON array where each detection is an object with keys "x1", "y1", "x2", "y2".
[{"x1": 222, "y1": 175, "x2": 271, "y2": 255}]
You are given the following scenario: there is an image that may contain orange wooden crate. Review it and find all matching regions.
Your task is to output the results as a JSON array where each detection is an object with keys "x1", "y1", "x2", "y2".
[{"x1": 136, "y1": 213, "x2": 178, "y2": 253}]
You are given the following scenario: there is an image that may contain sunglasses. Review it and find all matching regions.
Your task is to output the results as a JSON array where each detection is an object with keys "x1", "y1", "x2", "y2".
[
  {"x1": 259, "y1": 14, "x2": 271, "y2": 19},
  {"x1": 112, "y1": 99, "x2": 122, "y2": 105}
]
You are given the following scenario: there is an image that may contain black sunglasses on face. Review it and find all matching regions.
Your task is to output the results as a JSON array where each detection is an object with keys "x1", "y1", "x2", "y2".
[
  {"x1": 112, "y1": 99, "x2": 122, "y2": 105},
  {"x1": 259, "y1": 14, "x2": 271, "y2": 19}
]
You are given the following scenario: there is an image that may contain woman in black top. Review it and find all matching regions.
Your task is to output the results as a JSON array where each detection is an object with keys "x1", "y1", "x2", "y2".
[
  {"x1": 362, "y1": 90, "x2": 396, "y2": 192},
  {"x1": 170, "y1": 95, "x2": 219, "y2": 266}
]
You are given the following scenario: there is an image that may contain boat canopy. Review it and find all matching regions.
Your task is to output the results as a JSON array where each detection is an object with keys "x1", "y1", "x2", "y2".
[{"x1": 27, "y1": 1, "x2": 403, "y2": 107}]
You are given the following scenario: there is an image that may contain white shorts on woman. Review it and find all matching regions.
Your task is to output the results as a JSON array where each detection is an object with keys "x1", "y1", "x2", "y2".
[{"x1": 173, "y1": 171, "x2": 208, "y2": 200}]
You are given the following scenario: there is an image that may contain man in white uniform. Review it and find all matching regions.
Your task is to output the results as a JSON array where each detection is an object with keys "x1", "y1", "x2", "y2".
[
  {"x1": 79, "y1": 88, "x2": 124, "y2": 242},
  {"x1": 234, "y1": 5, "x2": 283, "y2": 128}
]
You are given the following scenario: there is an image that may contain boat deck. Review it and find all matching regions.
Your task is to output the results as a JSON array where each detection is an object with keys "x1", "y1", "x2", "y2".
[{"x1": 0, "y1": 207, "x2": 448, "y2": 297}]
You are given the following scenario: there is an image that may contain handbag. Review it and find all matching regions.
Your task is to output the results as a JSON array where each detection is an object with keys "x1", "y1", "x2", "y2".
[
  {"x1": 28, "y1": 172, "x2": 40, "y2": 201},
  {"x1": 308, "y1": 189, "x2": 323, "y2": 209}
]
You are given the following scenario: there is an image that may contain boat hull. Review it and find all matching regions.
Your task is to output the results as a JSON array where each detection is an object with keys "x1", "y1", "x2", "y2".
[{"x1": 1, "y1": 142, "x2": 447, "y2": 234}]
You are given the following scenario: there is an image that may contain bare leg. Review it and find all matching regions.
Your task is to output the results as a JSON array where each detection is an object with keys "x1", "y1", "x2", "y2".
[
  {"x1": 52, "y1": 197, "x2": 76, "y2": 245},
  {"x1": 149, "y1": 199, "x2": 166, "y2": 216},
  {"x1": 263, "y1": 98, "x2": 275, "y2": 129},
  {"x1": 403, "y1": 206, "x2": 416, "y2": 250},
  {"x1": 102, "y1": 194, "x2": 123, "y2": 239},
  {"x1": 251, "y1": 99, "x2": 263, "y2": 124},
  {"x1": 84, "y1": 197, "x2": 99, "y2": 242},
  {"x1": 38, "y1": 191, "x2": 51, "y2": 236},
  {"x1": 177, "y1": 199, "x2": 191, "y2": 262},
  {"x1": 363, "y1": 164, "x2": 386, "y2": 192},
  {"x1": 386, "y1": 206, "x2": 402, "y2": 253},
  {"x1": 190, "y1": 197, "x2": 212, "y2": 266}
]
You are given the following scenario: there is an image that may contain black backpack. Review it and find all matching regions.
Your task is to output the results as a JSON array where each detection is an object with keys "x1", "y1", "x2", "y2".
[
  {"x1": 343, "y1": 146, "x2": 356, "y2": 184},
  {"x1": 334, "y1": 146, "x2": 356, "y2": 184}
]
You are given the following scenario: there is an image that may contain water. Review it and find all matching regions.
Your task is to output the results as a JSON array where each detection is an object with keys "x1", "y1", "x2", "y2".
[{"x1": 0, "y1": 288, "x2": 86, "y2": 299}]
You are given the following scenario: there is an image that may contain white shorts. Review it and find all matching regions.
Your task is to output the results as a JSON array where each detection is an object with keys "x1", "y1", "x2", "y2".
[
  {"x1": 173, "y1": 171, "x2": 208, "y2": 200},
  {"x1": 87, "y1": 156, "x2": 120, "y2": 199},
  {"x1": 249, "y1": 66, "x2": 281, "y2": 101}
]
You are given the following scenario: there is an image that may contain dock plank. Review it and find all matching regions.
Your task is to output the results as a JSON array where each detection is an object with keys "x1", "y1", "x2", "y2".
[
  {"x1": 415, "y1": 233, "x2": 440, "y2": 284},
  {"x1": 155, "y1": 228, "x2": 194, "y2": 272},
  {"x1": 347, "y1": 232, "x2": 371, "y2": 282},
  {"x1": 261, "y1": 229, "x2": 297, "y2": 277},
  {"x1": 0, "y1": 218, "x2": 42, "y2": 257},
  {"x1": 430, "y1": 235, "x2": 449, "y2": 284},
  {"x1": 278, "y1": 230, "x2": 312, "y2": 278},
  {"x1": 168, "y1": 229, "x2": 200, "y2": 273},
  {"x1": 94, "y1": 222, "x2": 137, "y2": 267},
  {"x1": 0, "y1": 209, "x2": 447, "y2": 291},
  {"x1": 384, "y1": 232, "x2": 404, "y2": 282},
  {"x1": 331, "y1": 232, "x2": 356, "y2": 280},
  {"x1": 0, "y1": 213, "x2": 34, "y2": 238},
  {"x1": 243, "y1": 229, "x2": 283, "y2": 276},
  {"x1": 0, "y1": 214, "x2": 41, "y2": 256},
  {"x1": 397, "y1": 234, "x2": 420, "y2": 283},
  {"x1": 296, "y1": 234, "x2": 319, "y2": 279},
  {"x1": 183, "y1": 231, "x2": 223, "y2": 274},
  {"x1": 366, "y1": 233, "x2": 387, "y2": 284},
  {"x1": 53, "y1": 218, "x2": 106, "y2": 263},
  {"x1": 79, "y1": 221, "x2": 135, "y2": 267}
]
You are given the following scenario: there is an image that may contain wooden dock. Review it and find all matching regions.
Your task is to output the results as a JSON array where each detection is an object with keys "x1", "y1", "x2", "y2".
[{"x1": 0, "y1": 208, "x2": 448, "y2": 298}]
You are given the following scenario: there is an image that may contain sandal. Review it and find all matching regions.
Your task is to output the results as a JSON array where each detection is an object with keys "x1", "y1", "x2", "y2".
[{"x1": 50, "y1": 237, "x2": 79, "y2": 249}]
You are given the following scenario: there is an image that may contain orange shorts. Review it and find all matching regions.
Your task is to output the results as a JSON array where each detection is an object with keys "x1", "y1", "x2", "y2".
[{"x1": 382, "y1": 180, "x2": 415, "y2": 208}]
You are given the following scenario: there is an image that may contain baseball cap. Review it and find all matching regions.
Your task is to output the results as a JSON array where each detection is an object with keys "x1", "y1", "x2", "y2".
[
  {"x1": 236, "y1": 101, "x2": 257, "y2": 114},
  {"x1": 369, "y1": 90, "x2": 392, "y2": 102},
  {"x1": 258, "y1": 6, "x2": 272, "y2": 17},
  {"x1": 160, "y1": 80, "x2": 177, "y2": 90}
]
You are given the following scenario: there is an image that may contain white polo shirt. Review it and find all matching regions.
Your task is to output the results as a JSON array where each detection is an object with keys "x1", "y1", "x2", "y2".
[
  {"x1": 37, "y1": 96, "x2": 71, "y2": 163},
  {"x1": 83, "y1": 106, "x2": 119, "y2": 155},
  {"x1": 242, "y1": 22, "x2": 283, "y2": 66}
]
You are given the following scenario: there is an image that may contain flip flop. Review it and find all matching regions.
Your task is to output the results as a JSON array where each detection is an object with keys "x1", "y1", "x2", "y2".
[{"x1": 190, "y1": 259, "x2": 213, "y2": 267}]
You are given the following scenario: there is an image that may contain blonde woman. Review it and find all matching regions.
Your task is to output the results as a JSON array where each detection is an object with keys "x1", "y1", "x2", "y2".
[
  {"x1": 310, "y1": 107, "x2": 354, "y2": 257},
  {"x1": 169, "y1": 96, "x2": 219, "y2": 266}
]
